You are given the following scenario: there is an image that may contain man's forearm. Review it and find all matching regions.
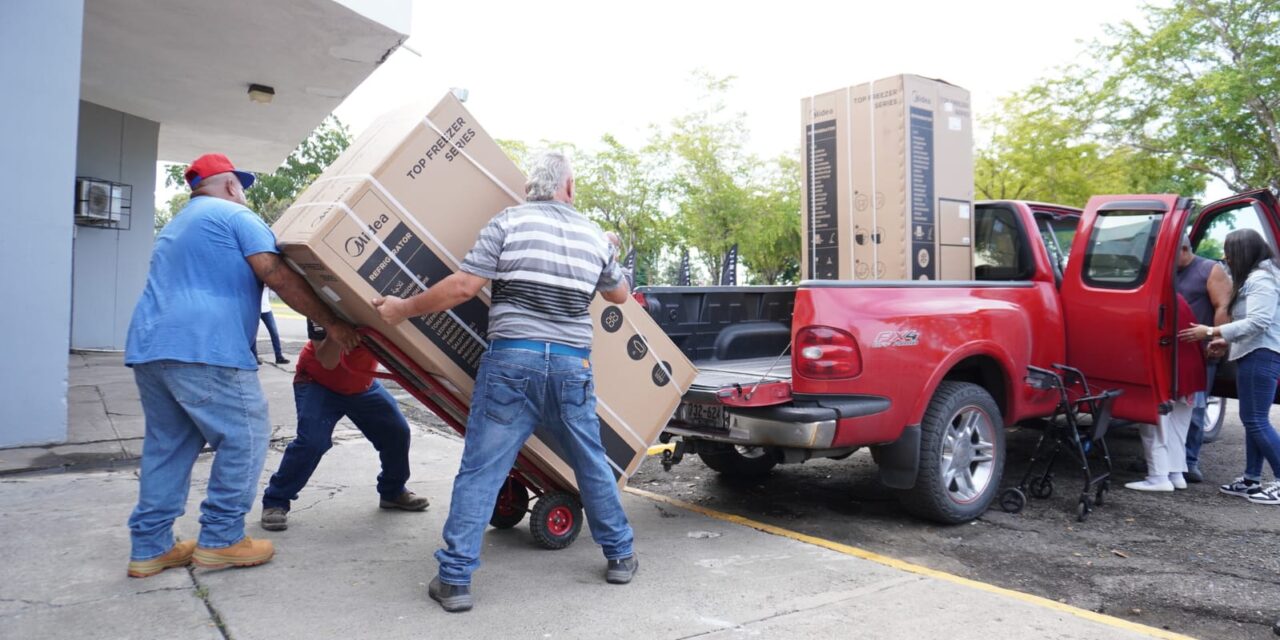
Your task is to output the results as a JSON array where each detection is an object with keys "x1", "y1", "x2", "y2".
[
  {"x1": 407, "y1": 276, "x2": 472, "y2": 317},
  {"x1": 264, "y1": 261, "x2": 342, "y2": 328}
]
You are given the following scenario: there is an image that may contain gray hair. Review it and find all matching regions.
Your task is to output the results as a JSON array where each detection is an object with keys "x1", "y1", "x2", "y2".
[{"x1": 525, "y1": 151, "x2": 572, "y2": 201}]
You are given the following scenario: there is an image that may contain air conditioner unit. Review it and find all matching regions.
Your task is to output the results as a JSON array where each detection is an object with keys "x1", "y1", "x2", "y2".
[
  {"x1": 76, "y1": 178, "x2": 116, "y2": 221},
  {"x1": 75, "y1": 178, "x2": 130, "y2": 223}
]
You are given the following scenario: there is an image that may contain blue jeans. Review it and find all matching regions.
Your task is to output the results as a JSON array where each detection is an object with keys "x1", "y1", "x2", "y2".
[
  {"x1": 1186, "y1": 361, "x2": 1218, "y2": 469},
  {"x1": 1234, "y1": 348, "x2": 1280, "y2": 480},
  {"x1": 436, "y1": 346, "x2": 634, "y2": 585},
  {"x1": 128, "y1": 361, "x2": 270, "y2": 561},
  {"x1": 254, "y1": 311, "x2": 284, "y2": 360},
  {"x1": 262, "y1": 381, "x2": 411, "y2": 509}
]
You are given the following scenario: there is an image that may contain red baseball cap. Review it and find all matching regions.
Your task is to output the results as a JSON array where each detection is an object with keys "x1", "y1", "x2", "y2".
[{"x1": 184, "y1": 153, "x2": 255, "y2": 190}]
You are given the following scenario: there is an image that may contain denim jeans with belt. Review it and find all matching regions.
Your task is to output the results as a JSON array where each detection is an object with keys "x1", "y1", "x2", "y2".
[
  {"x1": 262, "y1": 380, "x2": 411, "y2": 510},
  {"x1": 436, "y1": 344, "x2": 634, "y2": 585},
  {"x1": 1234, "y1": 348, "x2": 1280, "y2": 481},
  {"x1": 128, "y1": 361, "x2": 270, "y2": 560}
]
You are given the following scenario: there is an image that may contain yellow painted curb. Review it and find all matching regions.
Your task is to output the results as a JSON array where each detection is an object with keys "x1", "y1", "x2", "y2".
[{"x1": 624, "y1": 486, "x2": 1196, "y2": 640}]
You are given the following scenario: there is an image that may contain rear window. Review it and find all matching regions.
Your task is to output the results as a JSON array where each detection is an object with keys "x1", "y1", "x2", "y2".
[{"x1": 1083, "y1": 210, "x2": 1163, "y2": 288}]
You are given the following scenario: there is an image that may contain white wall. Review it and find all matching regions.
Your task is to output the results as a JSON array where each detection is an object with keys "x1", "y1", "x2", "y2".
[
  {"x1": 71, "y1": 102, "x2": 158, "y2": 350},
  {"x1": 0, "y1": 1, "x2": 85, "y2": 447}
]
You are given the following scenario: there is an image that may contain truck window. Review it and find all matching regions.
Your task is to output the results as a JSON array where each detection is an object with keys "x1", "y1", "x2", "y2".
[
  {"x1": 1083, "y1": 210, "x2": 1163, "y2": 288},
  {"x1": 1037, "y1": 217, "x2": 1078, "y2": 272},
  {"x1": 1195, "y1": 202, "x2": 1274, "y2": 261},
  {"x1": 974, "y1": 205, "x2": 1033, "y2": 280}
]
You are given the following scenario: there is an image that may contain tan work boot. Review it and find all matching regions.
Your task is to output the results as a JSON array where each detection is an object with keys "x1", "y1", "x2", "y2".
[
  {"x1": 192, "y1": 536, "x2": 275, "y2": 569},
  {"x1": 379, "y1": 491, "x2": 430, "y2": 511},
  {"x1": 127, "y1": 539, "x2": 197, "y2": 578}
]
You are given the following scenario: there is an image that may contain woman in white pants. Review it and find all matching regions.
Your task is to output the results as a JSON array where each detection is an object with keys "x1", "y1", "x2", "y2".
[{"x1": 1128, "y1": 295, "x2": 1206, "y2": 492}]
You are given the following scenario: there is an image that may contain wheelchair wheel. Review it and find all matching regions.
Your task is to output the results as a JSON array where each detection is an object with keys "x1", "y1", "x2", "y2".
[
  {"x1": 999, "y1": 488, "x2": 1026, "y2": 514},
  {"x1": 1076, "y1": 497, "x2": 1091, "y2": 522}
]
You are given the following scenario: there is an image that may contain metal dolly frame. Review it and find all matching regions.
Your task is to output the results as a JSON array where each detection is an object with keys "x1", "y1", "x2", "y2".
[
  {"x1": 1000, "y1": 363, "x2": 1121, "y2": 522},
  {"x1": 359, "y1": 328, "x2": 584, "y2": 549}
]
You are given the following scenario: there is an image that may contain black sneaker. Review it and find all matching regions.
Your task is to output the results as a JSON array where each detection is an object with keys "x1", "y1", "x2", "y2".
[
  {"x1": 1219, "y1": 477, "x2": 1261, "y2": 497},
  {"x1": 275, "y1": 356, "x2": 291, "y2": 365},
  {"x1": 1184, "y1": 467, "x2": 1203, "y2": 483},
  {"x1": 606, "y1": 555, "x2": 639, "y2": 584},
  {"x1": 1247, "y1": 482, "x2": 1280, "y2": 505},
  {"x1": 428, "y1": 577, "x2": 472, "y2": 612},
  {"x1": 260, "y1": 507, "x2": 288, "y2": 531}
]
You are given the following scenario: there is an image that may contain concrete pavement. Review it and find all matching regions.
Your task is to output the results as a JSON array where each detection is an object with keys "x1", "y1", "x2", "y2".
[{"x1": 0, "y1": 352, "x2": 1194, "y2": 639}]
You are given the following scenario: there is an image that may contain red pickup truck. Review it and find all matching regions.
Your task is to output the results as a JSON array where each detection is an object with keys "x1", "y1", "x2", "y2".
[{"x1": 641, "y1": 189, "x2": 1279, "y2": 523}]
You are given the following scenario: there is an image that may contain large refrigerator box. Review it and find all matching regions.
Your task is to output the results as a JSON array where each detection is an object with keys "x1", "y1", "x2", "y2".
[
  {"x1": 800, "y1": 74, "x2": 974, "y2": 281},
  {"x1": 272, "y1": 93, "x2": 696, "y2": 489}
]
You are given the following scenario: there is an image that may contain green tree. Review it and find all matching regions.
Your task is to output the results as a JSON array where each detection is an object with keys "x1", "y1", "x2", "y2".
[
  {"x1": 162, "y1": 115, "x2": 352, "y2": 226},
  {"x1": 739, "y1": 154, "x2": 801, "y2": 284},
  {"x1": 654, "y1": 72, "x2": 757, "y2": 279},
  {"x1": 1091, "y1": 0, "x2": 1280, "y2": 192},
  {"x1": 975, "y1": 84, "x2": 1205, "y2": 207},
  {"x1": 574, "y1": 135, "x2": 672, "y2": 285},
  {"x1": 154, "y1": 192, "x2": 188, "y2": 231}
]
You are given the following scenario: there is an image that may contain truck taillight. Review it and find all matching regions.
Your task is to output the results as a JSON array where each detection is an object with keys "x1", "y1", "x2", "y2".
[{"x1": 795, "y1": 326, "x2": 862, "y2": 380}]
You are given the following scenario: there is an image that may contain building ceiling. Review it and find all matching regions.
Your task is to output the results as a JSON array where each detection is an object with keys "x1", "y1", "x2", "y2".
[{"x1": 80, "y1": 0, "x2": 409, "y2": 171}]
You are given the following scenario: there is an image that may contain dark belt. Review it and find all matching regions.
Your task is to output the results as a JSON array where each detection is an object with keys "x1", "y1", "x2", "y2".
[{"x1": 490, "y1": 339, "x2": 590, "y2": 359}]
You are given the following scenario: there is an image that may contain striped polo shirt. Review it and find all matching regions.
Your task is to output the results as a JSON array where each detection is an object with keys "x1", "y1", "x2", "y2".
[{"x1": 460, "y1": 199, "x2": 624, "y2": 349}]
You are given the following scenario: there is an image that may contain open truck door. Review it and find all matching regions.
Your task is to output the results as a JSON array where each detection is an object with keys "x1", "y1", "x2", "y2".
[
  {"x1": 1061, "y1": 195, "x2": 1191, "y2": 424},
  {"x1": 1186, "y1": 189, "x2": 1280, "y2": 400}
]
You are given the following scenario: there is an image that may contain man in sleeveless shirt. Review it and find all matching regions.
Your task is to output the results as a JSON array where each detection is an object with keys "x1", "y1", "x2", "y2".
[
  {"x1": 1176, "y1": 233, "x2": 1232, "y2": 482},
  {"x1": 373, "y1": 151, "x2": 637, "y2": 612}
]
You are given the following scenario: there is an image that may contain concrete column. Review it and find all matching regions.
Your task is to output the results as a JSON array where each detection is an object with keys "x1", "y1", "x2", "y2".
[{"x1": 0, "y1": 1, "x2": 85, "y2": 447}]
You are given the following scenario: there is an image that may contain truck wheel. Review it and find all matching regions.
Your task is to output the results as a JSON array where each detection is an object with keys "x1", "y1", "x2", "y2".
[
  {"x1": 1201, "y1": 396, "x2": 1227, "y2": 443},
  {"x1": 900, "y1": 381, "x2": 1005, "y2": 524},
  {"x1": 698, "y1": 442, "x2": 778, "y2": 478}
]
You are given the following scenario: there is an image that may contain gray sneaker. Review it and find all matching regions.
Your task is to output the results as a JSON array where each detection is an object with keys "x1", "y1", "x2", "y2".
[
  {"x1": 428, "y1": 577, "x2": 472, "y2": 612},
  {"x1": 606, "y1": 555, "x2": 639, "y2": 584},
  {"x1": 261, "y1": 507, "x2": 288, "y2": 531}
]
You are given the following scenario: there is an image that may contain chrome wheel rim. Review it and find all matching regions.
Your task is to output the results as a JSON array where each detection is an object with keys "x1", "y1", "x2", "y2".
[
  {"x1": 1205, "y1": 397, "x2": 1223, "y2": 431},
  {"x1": 940, "y1": 406, "x2": 998, "y2": 504}
]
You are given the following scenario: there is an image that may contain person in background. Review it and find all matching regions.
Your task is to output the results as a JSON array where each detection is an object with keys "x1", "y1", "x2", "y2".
[
  {"x1": 256, "y1": 287, "x2": 289, "y2": 365},
  {"x1": 259, "y1": 320, "x2": 429, "y2": 531},
  {"x1": 373, "y1": 151, "x2": 637, "y2": 613},
  {"x1": 124, "y1": 153, "x2": 359, "y2": 578},
  {"x1": 1181, "y1": 228, "x2": 1280, "y2": 505},
  {"x1": 1127, "y1": 294, "x2": 1206, "y2": 492},
  {"x1": 1175, "y1": 233, "x2": 1231, "y2": 482}
]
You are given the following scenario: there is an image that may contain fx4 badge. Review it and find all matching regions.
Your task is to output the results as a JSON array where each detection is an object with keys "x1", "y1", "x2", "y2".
[{"x1": 872, "y1": 330, "x2": 920, "y2": 348}]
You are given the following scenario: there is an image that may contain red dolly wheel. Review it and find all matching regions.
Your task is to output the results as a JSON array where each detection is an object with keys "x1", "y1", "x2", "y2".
[
  {"x1": 529, "y1": 492, "x2": 582, "y2": 550},
  {"x1": 490, "y1": 476, "x2": 530, "y2": 529}
]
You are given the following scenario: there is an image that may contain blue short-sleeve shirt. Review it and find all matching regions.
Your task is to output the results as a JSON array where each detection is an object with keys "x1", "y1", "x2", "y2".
[{"x1": 125, "y1": 195, "x2": 279, "y2": 369}]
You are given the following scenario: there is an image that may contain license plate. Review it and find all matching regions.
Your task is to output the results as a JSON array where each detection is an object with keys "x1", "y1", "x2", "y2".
[{"x1": 677, "y1": 402, "x2": 729, "y2": 430}]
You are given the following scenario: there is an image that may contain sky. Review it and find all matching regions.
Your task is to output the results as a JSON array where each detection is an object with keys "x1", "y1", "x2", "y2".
[
  {"x1": 156, "y1": 0, "x2": 1160, "y2": 207},
  {"x1": 332, "y1": 0, "x2": 1152, "y2": 159}
]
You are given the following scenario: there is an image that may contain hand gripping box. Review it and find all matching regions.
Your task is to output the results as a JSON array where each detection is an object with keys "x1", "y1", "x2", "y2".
[
  {"x1": 800, "y1": 74, "x2": 974, "y2": 281},
  {"x1": 272, "y1": 93, "x2": 696, "y2": 489}
]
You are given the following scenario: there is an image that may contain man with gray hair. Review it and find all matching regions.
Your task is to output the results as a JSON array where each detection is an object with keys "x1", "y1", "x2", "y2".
[{"x1": 373, "y1": 150, "x2": 637, "y2": 612}]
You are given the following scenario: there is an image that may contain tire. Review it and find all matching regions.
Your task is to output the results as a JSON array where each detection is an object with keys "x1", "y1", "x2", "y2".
[
  {"x1": 899, "y1": 381, "x2": 1006, "y2": 524},
  {"x1": 1201, "y1": 396, "x2": 1227, "y2": 443},
  {"x1": 697, "y1": 442, "x2": 778, "y2": 478},
  {"x1": 489, "y1": 476, "x2": 529, "y2": 529},
  {"x1": 529, "y1": 492, "x2": 582, "y2": 550}
]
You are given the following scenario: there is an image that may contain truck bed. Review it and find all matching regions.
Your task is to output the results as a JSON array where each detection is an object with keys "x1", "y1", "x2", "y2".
[{"x1": 691, "y1": 356, "x2": 791, "y2": 391}]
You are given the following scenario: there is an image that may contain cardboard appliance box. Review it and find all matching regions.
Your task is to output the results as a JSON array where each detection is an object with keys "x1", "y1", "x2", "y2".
[
  {"x1": 800, "y1": 74, "x2": 974, "y2": 281},
  {"x1": 272, "y1": 94, "x2": 696, "y2": 490}
]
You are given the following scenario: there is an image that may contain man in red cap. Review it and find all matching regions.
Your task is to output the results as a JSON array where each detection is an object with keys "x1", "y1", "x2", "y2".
[{"x1": 122, "y1": 153, "x2": 360, "y2": 578}]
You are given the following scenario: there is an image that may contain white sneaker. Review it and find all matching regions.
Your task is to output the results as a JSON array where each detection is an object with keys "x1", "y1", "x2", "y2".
[
  {"x1": 1246, "y1": 481, "x2": 1280, "y2": 505},
  {"x1": 1169, "y1": 473, "x2": 1187, "y2": 490},
  {"x1": 1126, "y1": 476, "x2": 1175, "y2": 492}
]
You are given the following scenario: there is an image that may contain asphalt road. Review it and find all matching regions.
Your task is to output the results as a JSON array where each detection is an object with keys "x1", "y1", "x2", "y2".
[{"x1": 629, "y1": 406, "x2": 1280, "y2": 640}]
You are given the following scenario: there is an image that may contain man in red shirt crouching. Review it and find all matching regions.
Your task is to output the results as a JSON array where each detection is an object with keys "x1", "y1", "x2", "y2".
[{"x1": 260, "y1": 321, "x2": 428, "y2": 531}]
